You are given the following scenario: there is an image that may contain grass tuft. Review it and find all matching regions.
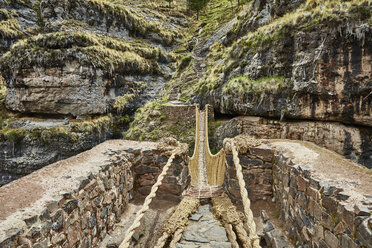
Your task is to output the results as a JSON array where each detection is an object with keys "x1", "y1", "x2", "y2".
[
  {"x1": 113, "y1": 93, "x2": 135, "y2": 113},
  {"x1": 223, "y1": 75, "x2": 288, "y2": 94},
  {"x1": 0, "y1": 31, "x2": 166, "y2": 76},
  {"x1": 0, "y1": 9, "x2": 23, "y2": 39}
]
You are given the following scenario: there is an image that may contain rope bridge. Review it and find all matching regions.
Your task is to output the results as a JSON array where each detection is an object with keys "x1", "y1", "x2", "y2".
[{"x1": 119, "y1": 105, "x2": 261, "y2": 248}]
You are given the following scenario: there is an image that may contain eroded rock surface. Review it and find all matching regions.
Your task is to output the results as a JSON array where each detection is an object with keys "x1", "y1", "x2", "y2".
[
  {"x1": 0, "y1": 0, "x2": 188, "y2": 116},
  {"x1": 181, "y1": 1, "x2": 372, "y2": 127},
  {"x1": 0, "y1": 116, "x2": 113, "y2": 186}
]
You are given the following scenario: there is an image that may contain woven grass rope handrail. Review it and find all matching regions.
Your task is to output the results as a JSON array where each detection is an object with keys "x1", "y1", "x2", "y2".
[{"x1": 224, "y1": 138, "x2": 261, "y2": 248}]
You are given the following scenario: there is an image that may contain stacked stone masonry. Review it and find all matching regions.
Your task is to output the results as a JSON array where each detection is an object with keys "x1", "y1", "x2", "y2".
[
  {"x1": 215, "y1": 116, "x2": 372, "y2": 168},
  {"x1": 123, "y1": 146, "x2": 189, "y2": 202},
  {"x1": 160, "y1": 104, "x2": 214, "y2": 125},
  {"x1": 0, "y1": 153, "x2": 133, "y2": 248},
  {"x1": 0, "y1": 140, "x2": 189, "y2": 248},
  {"x1": 273, "y1": 152, "x2": 371, "y2": 248},
  {"x1": 1, "y1": 139, "x2": 371, "y2": 248},
  {"x1": 225, "y1": 144, "x2": 372, "y2": 248},
  {"x1": 225, "y1": 151, "x2": 273, "y2": 203}
]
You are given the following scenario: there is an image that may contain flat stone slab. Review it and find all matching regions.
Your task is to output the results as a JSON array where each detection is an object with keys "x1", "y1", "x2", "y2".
[
  {"x1": 176, "y1": 243, "x2": 200, "y2": 248},
  {"x1": 177, "y1": 204, "x2": 230, "y2": 247},
  {"x1": 189, "y1": 214, "x2": 203, "y2": 221},
  {"x1": 176, "y1": 242, "x2": 232, "y2": 248},
  {"x1": 204, "y1": 226, "x2": 229, "y2": 242},
  {"x1": 183, "y1": 231, "x2": 209, "y2": 243}
]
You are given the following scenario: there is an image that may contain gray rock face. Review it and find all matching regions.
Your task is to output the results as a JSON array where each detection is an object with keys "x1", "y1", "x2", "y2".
[
  {"x1": 192, "y1": 2, "x2": 372, "y2": 128},
  {"x1": 40, "y1": 0, "x2": 180, "y2": 45},
  {"x1": 357, "y1": 217, "x2": 372, "y2": 247},
  {"x1": 0, "y1": 0, "x2": 185, "y2": 117},
  {"x1": 0, "y1": 116, "x2": 113, "y2": 186},
  {"x1": 207, "y1": 24, "x2": 372, "y2": 127},
  {"x1": 224, "y1": 0, "x2": 307, "y2": 45},
  {"x1": 6, "y1": 65, "x2": 110, "y2": 116},
  {"x1": 0, "y1": 0, "x2": 37, "y2": 54}
]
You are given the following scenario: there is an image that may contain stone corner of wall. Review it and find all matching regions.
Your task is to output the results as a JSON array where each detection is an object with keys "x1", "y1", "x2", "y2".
[
  {"x1": 0, "y1": 152, "x2": 134, "y2": 248},
  {"x1": 272, "y1": 152, "x2": 372, "y2": 248}
]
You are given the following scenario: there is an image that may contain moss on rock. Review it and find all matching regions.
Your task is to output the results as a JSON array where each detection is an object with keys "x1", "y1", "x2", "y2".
[
  {"x1": 0, "y1": 9, "x2": 23, "y2": 39},
  {"x1": 60, "y1": 0, "x2": 181, "y2": 45},
  {"x1": 113, "y1": 93, "x2": 135, "y2": 113},
  {"x1": 0, "y1": 31, "x2": 165, "y2": 76},
  {"x1": 0, "y1": 115, "x2": 113, "y2": 144},
  {"x1": 223, "y1": 75, "x2": 288, "y2": 95},
  {"x1": 123, "y1": 100, "x2": 196, "y2": 150}
]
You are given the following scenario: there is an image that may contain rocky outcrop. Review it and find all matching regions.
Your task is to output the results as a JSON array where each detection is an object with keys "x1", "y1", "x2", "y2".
[
  {"x1": 0, "y1": 0, "x2": 37, "y2": 54},
  {"x1": 0, "y1": 8, "x2": 24, "y2": 54},
  {"x1": 0, "y1": 0, "x2": 187, "y2": 117},
  {"x1": 0, "y1": 32, "x2": 167, "y2": 116},
  {"x1": 215, "y1": 116, "x2": 372, "y2": 168},
  {"x1": 40, "y1": 0, "x2": 183, "y2": 45},
  {"x1": 224, "y1": 0, "x2": 307, "y2": 45},
  {"x1": 0, "y1": 0, "x2": 191, "y2": 187},
  {"x1": 0, "y1": 116, "x2": 113, "y2": 186},
  {"x1": 213, "y1": 23, "x2": 372, "y2": 126},
  {"x1": 187, "y1": 0, "x2": 372, "y2": 127}
]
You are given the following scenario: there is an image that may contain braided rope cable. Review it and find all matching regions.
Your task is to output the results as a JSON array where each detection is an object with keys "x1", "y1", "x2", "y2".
[
  {"x1": 211, "y1": 194, "x2": 250, "y2": 247},
  {"x1": 235, "y1": 222, "x2": 252, "y2": 247},
  {"x1": 154, "y1": 196, "x2": 199, "y2": 248},
  {"x1": 230, "y1": 140, "x2": 261, "y2": 248},
  {"x1": 119, "y1": 148, "x2": 181, "y2": 248},
  {"x1": 169, "y1": 228, "x2": 184, "y2": 247},
  {"x1": 224, "y1": 224, "x2": 240, "y2": 248},
  {"x1": 154, "y1": 232, "x2": 169, "y2": 248}
]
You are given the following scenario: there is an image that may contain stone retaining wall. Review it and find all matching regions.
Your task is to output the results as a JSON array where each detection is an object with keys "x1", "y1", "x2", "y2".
[
  {"x1": 0, "y1": 152, "x2": 133, "y2": 248},
  {"x1": 0, "y1": 140, "x2": 189, "y2": 248},
  {"x1": 160, "y1": 104, "x2": 214, "y2": 125},
  {"x1": 215, "y1": 116, "x2": 372, "y2": 168},
  {"x1": 225, "y1": 144, "x2": 372, "y2": 248},
  {"x1": 273, "y1": 152, "x2": 371, "y2": 248},
  {"x1": 225, "y1": 146, "x2": 274, "y2": 203},
  {"x1": 123, "y1": 146, "x2": 189, "y2": 202}
]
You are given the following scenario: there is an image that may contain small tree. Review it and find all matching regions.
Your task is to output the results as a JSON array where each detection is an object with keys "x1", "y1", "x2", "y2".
[
  {"x1": 165, "y1": 0, "x2": 173, "y2": 8},
  {"x1": 188, "y1": 0, "x2": 208, "y2": 19}
]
